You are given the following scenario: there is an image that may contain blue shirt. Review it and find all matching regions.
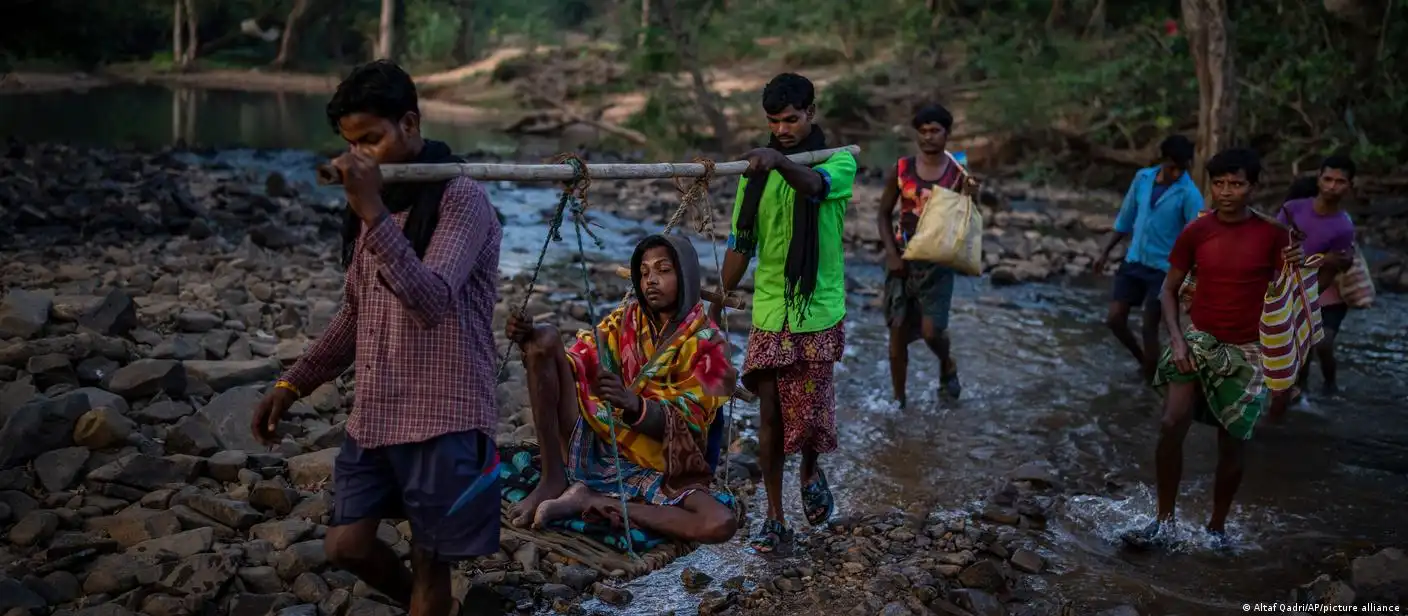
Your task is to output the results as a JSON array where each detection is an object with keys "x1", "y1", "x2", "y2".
[{"x1": 1114, "y1": 166, "x2": 1204, "y2": 272}]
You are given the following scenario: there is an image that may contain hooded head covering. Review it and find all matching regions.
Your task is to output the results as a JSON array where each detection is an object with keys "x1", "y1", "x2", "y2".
[{"x1": 629, "y1": 233, "x2": 702, "y2": 339}]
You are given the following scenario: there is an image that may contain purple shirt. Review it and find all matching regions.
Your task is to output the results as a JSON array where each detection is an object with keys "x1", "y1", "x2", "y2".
[
  {"x1": 282, "y1": 178, "x2": 502, "y2": 448},
  {"x1": 1277, "y1": 197, "x2": 1355, "y2": 305}
]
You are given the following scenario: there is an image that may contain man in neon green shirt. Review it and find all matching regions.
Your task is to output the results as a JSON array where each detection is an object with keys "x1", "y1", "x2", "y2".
[{"x1": 712, "y1": 73, "x2": 856, "y2": 553}]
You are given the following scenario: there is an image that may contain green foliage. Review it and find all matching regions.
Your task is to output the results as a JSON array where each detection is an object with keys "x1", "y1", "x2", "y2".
[{"x1": 403, "y1": 0, "x2": 462, "y2": 69}]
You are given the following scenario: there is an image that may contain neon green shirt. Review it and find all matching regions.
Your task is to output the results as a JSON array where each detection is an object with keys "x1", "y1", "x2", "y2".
[{"x1": 728, "y1": 151, "x2": 856, "y2": 333}]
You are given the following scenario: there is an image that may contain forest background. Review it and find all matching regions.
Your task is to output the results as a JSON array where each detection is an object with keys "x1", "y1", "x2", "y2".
[{"x1": 3, "y1": 0, "x2": 1405, "y2": 191}]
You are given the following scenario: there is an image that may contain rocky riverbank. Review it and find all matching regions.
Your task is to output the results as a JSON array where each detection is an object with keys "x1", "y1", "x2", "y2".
[{"x1": 2, "y1": 142, "x2": 1405, "y2": 616}]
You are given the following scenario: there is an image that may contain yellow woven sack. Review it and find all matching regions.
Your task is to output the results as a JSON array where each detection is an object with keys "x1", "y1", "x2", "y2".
[{"x1": 902, "y1": 152, "x2": 983, "y2": 276}]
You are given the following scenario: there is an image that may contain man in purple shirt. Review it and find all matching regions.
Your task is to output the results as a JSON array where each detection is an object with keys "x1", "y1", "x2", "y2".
[
  {"x1": 1277, "y1": 155, "x2": 1357, "y2": 395},
  {"x1": 250, "y1": 61, "x2": 502, "y2": 616}
]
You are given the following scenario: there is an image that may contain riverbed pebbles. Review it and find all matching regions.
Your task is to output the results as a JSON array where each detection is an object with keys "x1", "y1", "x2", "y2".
[{"x1": 1, "y1": 142, "x2": 1405, "y2": 616}]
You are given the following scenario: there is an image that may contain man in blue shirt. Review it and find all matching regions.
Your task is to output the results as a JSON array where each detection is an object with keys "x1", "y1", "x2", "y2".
[{"x1": 1094, "y1": 135, "x2": 1204, "y2": 382}]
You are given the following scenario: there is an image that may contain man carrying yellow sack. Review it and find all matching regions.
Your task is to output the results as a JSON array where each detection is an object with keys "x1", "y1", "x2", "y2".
[{"x1": 876, "y1": 104, "x2": 966, "y2": 407}]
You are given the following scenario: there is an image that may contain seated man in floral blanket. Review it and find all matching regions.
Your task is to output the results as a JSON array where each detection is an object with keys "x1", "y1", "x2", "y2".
[{"x1": 504, "y1": 234, "x2": 740, "y2": 545}]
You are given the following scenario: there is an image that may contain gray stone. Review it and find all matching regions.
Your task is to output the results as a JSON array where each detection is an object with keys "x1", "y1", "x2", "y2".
[
  {"x1": 208, "y1": 450, "x2": 249, "y2": 482},
  {"x1": 184, "y1": 359, "x2": 280, "y2": 392},
  {"x1": 249, "y1": 519, "x2": 314, "y2": 551},
  {"x1": 164, "y1": 415, "x2": 220, "y2": 456},
  {"x1": 65, "y1": 387, "x2": 128, "y2": 414},
  {"x1": 249, "y1": 480, "x2": 300, "y2": 515},
  {"x1": 27, "y1": 353, "x2": 77, "y2": 388},
  {"x1": 75, "y1": 356, "x2": 120, "y2": 384},
  {"x1": 82, "y1": 552, "x2": 169, "y2": 595},
  {"x1": 1351, "y1": 547, "x2": 1408, "y2": 600},
  {"x1": 274, "y1": 540, "x2": 327, "y2": 580},
  {"x1": 958, "y1": 559, "x2": 1006, "y2": 592},
  {"x1": 0, "y1": 289, "x2": 52, "y2": 339},
  {"x1": 132, "y1": 400, "x2": 196, "y2": 424},
  {"x1": 88, "y1": 508, "x2": 183, "y2": 547},
  {"x1": 287, "y1": 448, "x2": 337, "y2": 487},
  {"x1": 193, "y1": 386, "x2": 265, "y2": 451},
  {"x1": 276, "y1": 604, "x2": 317, "y2": 616},
  {"x1": 238, "y1": 566, "x2": 286, "y2": 594},
  {"x1": 78, "y1": 289, "x2": 138, "y2": 337},
  {"x1": 184, "y1": 494, "x2": 265, "y2": 530},
  {"x1": 156, "y1": 553, "x2": 237, "y2": 599},
  {"x1": 176, "y1": 311, "x2": 223, "y2": 333},
  {"x1": 151, "y1": 335, "x2": 204, "y2": 361},
  {"x1": 291, "y1": 572, "x2": 329, "y2": 603},
  {"x1": 129, "y1": 527, "x2": 215, "y2": 559},
  {"x1": 554, "y1": 564, "x2": 599, "y2": 591},
  {"x1": 344, "y1": 597, "x2": 404, "y2": 616},
  {"x1": 0, "y1": 577, "x2": 47, "y2": 612},
  {"x1": 1009, "y1": 548, "x2": 1044, "y2": 573},
  {"x1": 0, "y1": 392, "x2": 92, "y2": 467},
  {"x1": 105, "y1": 359, "x2": 186, "y2": 400},
  {"x1": 86, "y1": 454, "x2": 192, "y2": 491},
  {"x1": 8, "y1": 510, "x2": 60, "y2": 546},
  {"x1": 34, "y1": 446, "x2": 90, "y2": 492},
  {"x1": 0, "y1": 491, "x2": 38, "y2": 521}
]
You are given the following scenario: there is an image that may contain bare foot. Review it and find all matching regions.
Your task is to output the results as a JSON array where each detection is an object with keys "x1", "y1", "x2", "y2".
[
  {"x1": 533, "y1": 483, "x2": 595, "y2": 529},
  {"x1": 510, "y1": 479, "x2": 566, "y2": 528}
]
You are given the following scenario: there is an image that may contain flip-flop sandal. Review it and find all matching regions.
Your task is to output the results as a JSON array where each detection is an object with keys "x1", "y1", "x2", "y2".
[
  {"x1": 748, "y1": 518, "x2": 793, "y2": 554},
  {"x1": 801, "y1": 469, "x2": 836, "y2": 526}
]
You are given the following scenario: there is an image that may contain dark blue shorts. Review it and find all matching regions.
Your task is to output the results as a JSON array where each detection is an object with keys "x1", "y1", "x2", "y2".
[
  {"x1": 1112, "y1": 261, "x2": 1167, "y2": 312},
  {"x1": 331, "y1": 429, "x2": 500, "y2": 562}
]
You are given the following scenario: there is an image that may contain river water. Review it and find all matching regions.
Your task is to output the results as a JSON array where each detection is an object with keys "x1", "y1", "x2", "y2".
[{"x1": 3, "y1": 85, "x2": 1405, "y2": 615}]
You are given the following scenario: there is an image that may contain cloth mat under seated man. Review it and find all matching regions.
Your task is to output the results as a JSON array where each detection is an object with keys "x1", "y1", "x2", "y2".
[{"x1": 497, "y1": 443, "x2": 736, "y2": 553}]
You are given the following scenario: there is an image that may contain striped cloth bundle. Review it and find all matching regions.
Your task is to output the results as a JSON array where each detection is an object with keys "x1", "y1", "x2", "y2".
[
  {"x1": 1259, "y1": 253, "x2": 1326, "y2": 391},
  {"x1": 1337, "y1": 245, "x2": 1376, "y2": 308}
]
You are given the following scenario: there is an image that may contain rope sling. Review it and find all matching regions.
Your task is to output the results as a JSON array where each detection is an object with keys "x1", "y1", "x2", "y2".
[{"x1": 496, "y1": 154, "x2": 739, "y2": 558}]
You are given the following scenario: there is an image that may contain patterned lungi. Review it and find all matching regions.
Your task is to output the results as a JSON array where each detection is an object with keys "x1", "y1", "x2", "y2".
[{"x1": 741, "y1": 322, "x2": 845, "y2": 455}]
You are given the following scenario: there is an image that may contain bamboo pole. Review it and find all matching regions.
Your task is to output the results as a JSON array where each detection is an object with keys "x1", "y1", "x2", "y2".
[{"x1": 315, "y1": 145, "x2": 862, "y2": 185}]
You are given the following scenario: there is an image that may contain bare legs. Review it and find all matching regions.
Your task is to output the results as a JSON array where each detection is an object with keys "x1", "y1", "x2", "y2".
[
  {"x1": 535, "y1": 484, "x2": 738, "y2": 544},
  {"x1": 1106, "y1": 300, "x2": 1162, "y2": 382},
  {"x1": 326, "y1": 521, "x2": 455, "y2": 616},
  {"x1": 508, "y1": 325, "x2": 581, "y2": 528},
  {"x1": 887, "y1": 317, "x2": 955, "y2": 408},
  {"x1": 754, "y1": 370, "x2": 787, "y2": 522},
  {"x1": 1153, "y1": 380, "x2": 1246, "y2": 534}
]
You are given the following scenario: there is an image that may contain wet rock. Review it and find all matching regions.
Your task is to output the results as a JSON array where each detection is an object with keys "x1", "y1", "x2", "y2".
[
  {"x1": 1009, "y1": 548, "x2": 1044, "y2": 573},
  {"x1": 1094, "y1": 606, "x2": 1140, "y2": 616},
  {"x1": 951, "y1": 589, "x2": 1005, "y2": 616},
  {"x1": 33, "y1": 446, "x2": 90, "y2": 492},
  {"x1": 73, "y1": 406, "x2": 136, "y2": 449},
  {"x1": 105, "y1": 359, "x2": 186, "y2": 400},
  {"x1": 78, "y1": 289, "x2": 138, "y2": 337},
  {"x1": 0, "y1": 393, "x2": 92, "y2": 467},
  {"x1": 184, "y1": 359, "x2": 280, "y2": 392},
  {"x1": 1351, "y1": 547, "x2": 1407, "y2": 600},
  {"x1": 156, "y1": 553, "x2": 238, "y2": 599},
  {"x1": 958, "y1": 560, "x2": 1006, "y2": 592},
  {"x1": 1291, "y1": 574, "x2": 1355, "y2": 606},
  {"x1": 0, "y1": 289, "x2": 52, "y2": 339},
  {"x1": 1008, "y1": 462, "x2": 1059, "y2": 488},
  {"x1": 593, "y1": 584, "x2": 632, "y2": 607},
  {"x1": 681, "y1": 566, "x2": 714, "y2": 590}
]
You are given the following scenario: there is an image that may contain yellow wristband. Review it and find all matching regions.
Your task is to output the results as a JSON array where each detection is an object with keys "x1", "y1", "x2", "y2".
[{"x1": 275, "y1": 380, "x2": 301, "y2": 397}]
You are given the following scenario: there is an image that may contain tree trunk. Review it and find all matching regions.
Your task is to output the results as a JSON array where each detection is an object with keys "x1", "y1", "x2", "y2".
[
  {"x1": 452, "y1": 0, "x2": 475, "y2": 64},
  {"x1": 181, "y1": 0, "x2": 199, "y2": 67},
  {"x1": 377, "y1": 0, "x2": 396, "y2": 60},
  {"x1": 1045, "y1": 0, "x2": 1064, "y2": 31},
  {"x1": 1084, "y1": 0, "x2": 1106, "y2": 39},
  {"x1": 1181, "y1": 0, "x2": 1237, "y2": 194},
  {"x1": 272, "y1": 0, "x2": 312, "y2": 69},
  {"x1": 637, "y1": 0, "x2": 650, "y2": 49},
  {"x1": 658, "y1": 0, "x2": 732, "y2": 150},
  {"x1": 173, "y1": 0, "x2": 185, "y2": 66}
]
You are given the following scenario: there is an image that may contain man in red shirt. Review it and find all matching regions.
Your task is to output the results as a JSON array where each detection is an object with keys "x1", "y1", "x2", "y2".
[{"x1": 1124, "y1": 148, "x2": 1301, "y2": 550}]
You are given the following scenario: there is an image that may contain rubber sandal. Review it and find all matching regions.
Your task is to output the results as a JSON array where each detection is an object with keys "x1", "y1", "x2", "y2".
[
  {"x1": 748, "y1": 519, "x2": 792, "y2": 554},
  {"x1": 801, "y1": 469, "x2": 836, "y2": 526}
]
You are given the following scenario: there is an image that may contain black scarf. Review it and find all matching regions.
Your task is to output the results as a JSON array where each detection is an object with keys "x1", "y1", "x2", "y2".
[
  {"x1": 340, "y1": 139, "x2": 463, "y2": 267},
  {"x1": 734, "y1": 125, "x2": 829, "y2": 324}
]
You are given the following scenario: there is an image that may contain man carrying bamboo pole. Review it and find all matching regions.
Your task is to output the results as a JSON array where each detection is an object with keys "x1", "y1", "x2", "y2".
[
  {"x1": 250, "y1": 60, "x2": 501, "y2": 616},
  {"x1": 712, "y1": 73, "x2": 857, "y2": 553}
]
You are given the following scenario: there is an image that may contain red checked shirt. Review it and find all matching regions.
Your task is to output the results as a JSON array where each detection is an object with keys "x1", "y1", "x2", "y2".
[{"x1": 281, "y1": 178, "x2": 501, "y2": 448}]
